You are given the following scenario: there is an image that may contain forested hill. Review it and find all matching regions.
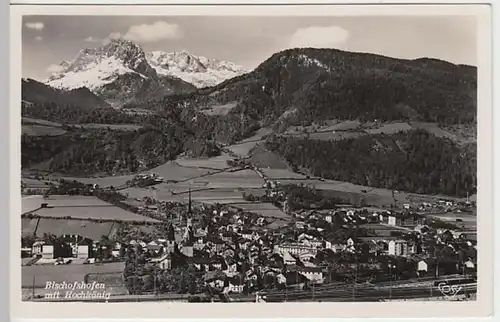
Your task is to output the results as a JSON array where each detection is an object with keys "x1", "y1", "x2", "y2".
[
  {"x1": 265, "y1": 129, "x2": 476, "y2": 197},
  {"x1": 135, "y1": 47, "x2": 476, "y2": 142},
  {"x1": 22, "y1": 78, "x2": 111, "y2": 109}
]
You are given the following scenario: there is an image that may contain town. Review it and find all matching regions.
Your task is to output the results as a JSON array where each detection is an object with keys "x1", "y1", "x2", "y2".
[{"x1": 21, "y1": 174, "x2": 477, "y2": 303}]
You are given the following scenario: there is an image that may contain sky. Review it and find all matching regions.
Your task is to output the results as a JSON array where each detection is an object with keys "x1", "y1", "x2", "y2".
[{"x1": 22, "y1": 15, "x2": 477, "y2": 80}]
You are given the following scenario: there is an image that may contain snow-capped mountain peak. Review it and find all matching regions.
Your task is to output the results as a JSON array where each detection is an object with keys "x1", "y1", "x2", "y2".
[
  {"x1": 46, "y1": 38, "x2": 156, "y2": 92},
  {"x1": 146, "y1": 50, "x2": 247, "y2": 88},
  {"x1": 41, "y1": 40, "x2": 245, "y2": 107}
]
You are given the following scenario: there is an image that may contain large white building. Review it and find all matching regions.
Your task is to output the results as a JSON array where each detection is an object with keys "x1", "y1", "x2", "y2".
[{"x1": 275, "y1": 243, "x2": 320, "y2": 256}]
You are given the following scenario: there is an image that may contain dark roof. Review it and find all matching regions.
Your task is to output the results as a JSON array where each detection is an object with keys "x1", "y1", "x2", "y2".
[
  {"x1": 298, "y1": 266, "x2": 323, "y2": 273},
  {"x1": 229, "y1": 275, "x2": 244, "y2": 285}
]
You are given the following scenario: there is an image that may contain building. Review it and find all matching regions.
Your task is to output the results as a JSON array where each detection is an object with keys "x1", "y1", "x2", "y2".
[
  {"x1": 281, "y1": 251, "x2": 297, "y2": 265},
  {"x1": 297, "y1": 266, "x2": 323, "y2": 283},
  {"x1": 298, "y1": 252, "x2": 316, "y2": 263},
  {"x1": 224, "y1": 261, "x2": 238, "y2": 276},
  {"x1": 72, "y1": 245, "x2": 90, "y2": 259},
  {"x1": 151, "y1": 253, "x2": 172, "y2": 270},
  {"x1": 387, "y1": 216, "x2": 397, "y2": 226},
  {"x1": 388, "y1": 239, "x2": 408, "y2": 256},
  {"x1": 162, "y1": 240, "x2": 177, "y2": 254},
  {"x1": 32, "y1": 241, "x2": 54, "y2": 259},
  {"x1": 228, "y1": 276, "x2": 245, "y2": 293},
  {"x1": 31, "y1": 241, "x2": 44, "y2": 256},
  {"x1": 180, "y1": 242, "x2": 194, "y2": 257},
  {"x1": 275, "y1": 243, "x2": 319, "y2": 256}
]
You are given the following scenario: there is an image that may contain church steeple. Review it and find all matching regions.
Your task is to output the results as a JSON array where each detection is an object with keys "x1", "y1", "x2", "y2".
[{"x1": 188, "y1": 185, "x2": 192, "y2": 216}]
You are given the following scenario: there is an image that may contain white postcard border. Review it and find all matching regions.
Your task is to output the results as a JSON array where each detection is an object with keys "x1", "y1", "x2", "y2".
[{"x1": 9, "y1": 3, "x2": 494, "y2": 320}]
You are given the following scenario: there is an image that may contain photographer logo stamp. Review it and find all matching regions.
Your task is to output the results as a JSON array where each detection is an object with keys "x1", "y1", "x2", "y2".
[{"x1": 437, "y1": 282, "x2": 463, "y2": 300}]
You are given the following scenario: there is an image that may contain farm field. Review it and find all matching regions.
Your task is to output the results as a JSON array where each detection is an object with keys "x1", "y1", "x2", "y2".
[
  {"x1": 201, "y1": 102, "x2": 237, "y2": 116},
  {"x1": 174, "y1": 153, "x2": 232, "y2": 170},
  {"x1": 22, "y1": 262, "x2": 125, "y2": 288},
  {"x1": 22, "y1": 117, "x2": 63, "y2": 127},
  {"x1": 261, "y1": 168, "x2": 307, "y2": 179},
  {"x1": 22, "y1": 125, "x2": 67, "y2": 137},
  {"x1": 365, "y1": 122, "x2": 412, "y2": 135},
  {"x1": 58, "y1": 162, "x2": 215, "y2": 188},
  {"x1": 281, "y1": 121, "x2": 474, "y2": 145},
  {"x1": 71, "y1": 123, "x2": 143, "y2": 131},
  {"x1": 227, "y1": 140, "x2": 263, "y2": 157},
  {"x1": 249, "y1": 145, "x2": 289, "y2": 169},
  {"x1": 122, "y1": 187, "x2": 181, "y2": 202},
  {"x1": 427, "y1": 212, "x2": 477, "y2": 230},
  {"x1": 427, "y1": 212, "x2": 477, "y2": 222},
  {"x1": 230, "y1": 202, "x2": 289, "y2": 219},
  {"x1": 22, "y1": 177, "x2": 57, "y2": 189},
  {"x1": 291, "y1": 131, "x2": 363, "y2": 141},
  {"x1": 285, "y1": 120, "x2": 362, "y2": 135},
  {"x1": 239, "y1": 127, "x2": 273, "y2": 143},
  {"x1": 182, "y1": 169, "x2": 265, "y2": 189},
  {"x1": 21, "y1": 117, "x2": 143, "y2": 132},
  {"x1": 22, "y1": 218, "x2": 120, "y2": 240},
  {"x1": 22, "y1": 195, "x2": 161, "y2": 223}
]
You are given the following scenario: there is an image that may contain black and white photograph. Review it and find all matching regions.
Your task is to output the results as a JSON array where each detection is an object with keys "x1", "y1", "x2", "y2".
[{"x1": 13, "y1": 4, "x2": 492, "y2": 316}]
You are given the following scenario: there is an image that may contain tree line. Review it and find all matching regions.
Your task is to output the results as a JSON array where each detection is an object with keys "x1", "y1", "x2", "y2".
[{"x1": 265, "y1": 129, "x2": 476, "y2": 197}]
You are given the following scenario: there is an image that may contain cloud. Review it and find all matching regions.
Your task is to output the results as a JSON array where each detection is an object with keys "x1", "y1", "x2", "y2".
[
  {"x1": 35, "y1": 36, "x2": 42, "y2": 41},
  {"x1": 46, "y1": 64, "x2": 65, "y2": 74},
  {"x1": 84, "y1": 36, "x2": 100, "y2": 42},
  {"x1": 288, "y1": 26, "x2": 350, "y2": 49},
  {"x1": 101, "y1": 32, "x2": 122, "y2": 45},
  {"x1": 25, "y1": 22, "x2": 44, "y2": 31},
  {"x1": 104, "y1": 21, "x2": 183, "y2": 44}
]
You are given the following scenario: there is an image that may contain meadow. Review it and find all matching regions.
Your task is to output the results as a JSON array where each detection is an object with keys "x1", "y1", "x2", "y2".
[{"x1": 22, "y1": 195, "x2": 161, "y2": 223}]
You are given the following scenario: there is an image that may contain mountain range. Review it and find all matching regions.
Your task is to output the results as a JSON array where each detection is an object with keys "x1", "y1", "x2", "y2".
[
  {"x1": 21, "y1": 43, "x2": 477, "y2": 196},
  {"x1": 137, "y1": 47, "x2": 477, "y2": 143},
  {"x1": 41, "y1": 39, "x2": 247, "y2": 107}
]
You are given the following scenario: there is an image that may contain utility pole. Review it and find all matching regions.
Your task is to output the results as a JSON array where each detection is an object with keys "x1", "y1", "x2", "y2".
[
  {"x1": 389, "y1": 264, "x2": 392, "y2": 299},
  {"x1": 463, "y1": 264, "x2": 468, "y2": 299},
  {"x1": 352, "y1": 219, "x2": 358, "y2": 301}
]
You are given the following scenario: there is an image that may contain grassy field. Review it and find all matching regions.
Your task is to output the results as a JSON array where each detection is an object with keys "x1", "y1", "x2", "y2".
[
  {"x1": 240, "y1": 128, "x2": 273, "y2": 143},
  {"x1": 227, "y1": 141, "x2": 263, "y2": 157},
  {"x1": 71, "y1": 124, "x2": 143, "y2": 131},
  {"x1": 230, "y1": 202, "x2": 289, "y2": 219},
  {"x1": 57, "y1": 162, "x2": 215, "y2": 188},
  {"x1": 249, "y1": 145, "x2": 289, "y2": 169},
  {"x1": 174, "y1": 154, "x2": 233, "y2": 170},
  {"x1": 285, "y1": 120, "x2": 362, "y2": 135},
  {"x1": 427, "y1": 212, "x2": 477, "y2": 230},
  {"x1": 22, "y1": 178, "x2": 58, "y2": 189},
  {"x1": 201, "y1": 102, "x2": 238, "y2": 116},
  {"x1": 22, "y1": 218, "x2": 120, "y2": 240},
  {"x1": 22, "y1": 195, "x2": 161, "y2": 223},
  {"x1": 365, "y1": 122, "x2": 413, "y2": 135},
  {"x1": 22, "y1": 117, "x2": 63, "y2": 127},
  {"x1": 281, "y1": 121, "x2": 474, "y2": 146},
  {"x1": 22, "y1": 125, "x2": 67, "y2": 137}
]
